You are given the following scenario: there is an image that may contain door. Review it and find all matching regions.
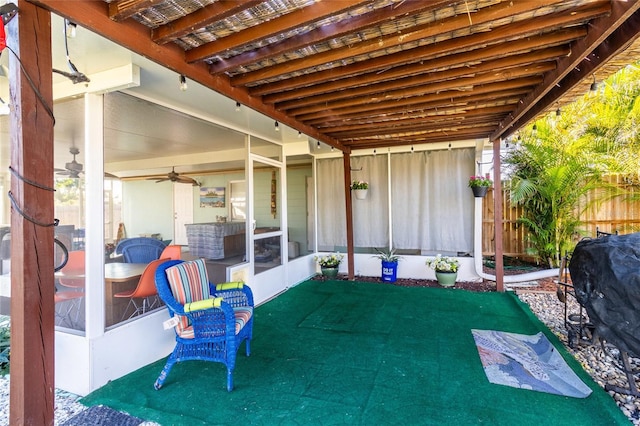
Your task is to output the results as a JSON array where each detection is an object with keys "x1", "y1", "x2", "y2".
[{"x1": 173, "y1": 183, "x2": 193, "y2": 245}]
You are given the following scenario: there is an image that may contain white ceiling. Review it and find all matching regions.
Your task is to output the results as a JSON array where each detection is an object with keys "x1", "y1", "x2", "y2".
[{"x1": 0, "y1": 14, "x2": 312, "y2": 179}]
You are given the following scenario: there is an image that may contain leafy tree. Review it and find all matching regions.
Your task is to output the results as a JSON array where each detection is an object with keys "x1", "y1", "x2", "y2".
[{"x1": 503, "y1": 61, "x2": 640, "y2": 267}]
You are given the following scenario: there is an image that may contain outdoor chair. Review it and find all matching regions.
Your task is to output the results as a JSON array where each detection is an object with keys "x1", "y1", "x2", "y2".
[
  {"x1": 116, "y1": 237, "x2": 166, "y2": 263},
  {"x1": 114, "y1": 258, "x2": 168, "y2": 321},
  {"x1": 154, "y1": 259, "x2": 253, "y2": 391}
]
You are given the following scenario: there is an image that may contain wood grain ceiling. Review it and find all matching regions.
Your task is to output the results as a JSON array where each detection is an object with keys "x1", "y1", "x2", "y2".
[{"x1": 32, "y1": 0, "x2": 640, "y2": 152}]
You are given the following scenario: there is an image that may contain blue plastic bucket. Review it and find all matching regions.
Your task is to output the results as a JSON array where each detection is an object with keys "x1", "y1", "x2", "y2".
[{"x1": 381, "y1": 261, "x2": 398, "y2": 283}]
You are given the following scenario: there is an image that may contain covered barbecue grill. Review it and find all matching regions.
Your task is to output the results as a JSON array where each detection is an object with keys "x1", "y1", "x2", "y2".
[{"x1": 568, "y1": 232, "x2": 640, "y2": 396}]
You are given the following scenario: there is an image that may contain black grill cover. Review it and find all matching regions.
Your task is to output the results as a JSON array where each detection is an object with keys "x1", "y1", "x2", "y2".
[{"x1": 569, "y1": 233, "x2": 640, "y2": 356}]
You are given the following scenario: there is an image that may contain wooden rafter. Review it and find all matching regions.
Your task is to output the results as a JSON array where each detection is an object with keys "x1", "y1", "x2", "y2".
[
  {"x1": 248, "y1": 3, "x2": 606, "y2": 97},
  {"x1": 231, "y1": 0, "x2": 567, "y2": 86},
  {"x1": 208, "y1": 0, "x2": 452, "y2": 74},
  {"x1": 185, "y1": 1, "x2": 372, "y2": 63}
]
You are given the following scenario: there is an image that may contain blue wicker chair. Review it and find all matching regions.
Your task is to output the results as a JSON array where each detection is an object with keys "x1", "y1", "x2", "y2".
[
  {"x1": 154, "y1": 259, "x2": 253, "y2": 391},
  {"x1": 116, "y1": 237, "x2": 166, "y2": 263}
]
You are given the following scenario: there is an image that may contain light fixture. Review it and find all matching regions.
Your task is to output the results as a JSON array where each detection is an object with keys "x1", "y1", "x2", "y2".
[
  {"x1": 556, "y1": 104, "x2": 561, "y2": 116},
  {"x1": 274, "y1": 121, "x2": 279, "y2": 132},
  {"x1": 532, "y1": 123, "x2": 537, "y2": 131},
  {"x1": 590, "y1": 75, "x2": 598, "y2": 92},
  {"x1": 179, "y1": 74, "x2": 188, "y2": 91},
  {"x1": 316, "y1": 140, "x2": 321, "y2": 149},
  {"x1": 297, "y1": 131, "x2": 302, "y2": 138},
  {"x1": 410, "y1": 145, "x2": 414, "y2": 154},
  {"x1": 331, "y1": 146, "x2": 334, "y2": 152},
  {"x1": 235, "y1": 102, "x2": 241, "y2": 112},
  {"x1": 65, "y1": 20, "x2": 77, "y2": 38},
  {"x1": 373, "y1": 149, "x2": 377, "y2": 156},
  {"x1": 448, "y1": 143, "x2": 452, "y2": 151}
]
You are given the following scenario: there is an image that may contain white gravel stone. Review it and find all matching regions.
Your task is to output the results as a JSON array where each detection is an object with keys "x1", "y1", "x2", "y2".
[{"x1": 518, "y1": 291, "x2": 640, "y2": 425}]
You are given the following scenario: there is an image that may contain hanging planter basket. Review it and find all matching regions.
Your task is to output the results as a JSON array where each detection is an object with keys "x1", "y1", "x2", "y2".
[
  {"x1": 471, "y1": 186, "x2": 488, "y2": 198},
  {"x1": 354, "y1": 189, "x2": 368, "y2": 200}
]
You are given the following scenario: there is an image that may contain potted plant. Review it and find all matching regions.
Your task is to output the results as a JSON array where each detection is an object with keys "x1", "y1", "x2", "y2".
[
  {"x1": 426, "y1": 254, "x2": 460, "y2": 287},
  {"x1": 350, "y1": 180, "x2": 369, "y2": 200},
  {"x1": 314, "y1": 252, "x2": 344, "y2": 279},
  {"x1": 374, "y1": 248, "x2": 402, "y2": 283},
  {"x1": 468, "y1": 175, "x2": 492, "y2": 197}
]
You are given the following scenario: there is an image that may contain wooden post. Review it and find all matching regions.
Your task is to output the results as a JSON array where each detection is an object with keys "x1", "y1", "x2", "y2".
[
  {"x1": 7, "y1": 1, "x2": 55, "y2": 424},
  {"x1": 343, "y1": 153, "x2": 354, "y2": 279},
  {"x1": 492, "y1": 138, "x2": 504, "y2": 292}
]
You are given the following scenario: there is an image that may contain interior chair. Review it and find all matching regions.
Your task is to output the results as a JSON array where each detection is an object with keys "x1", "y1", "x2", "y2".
[
  {"x1": 116, "y1": 237, "x2": 166, "y2": 263},
  {"x1": 160, "y1": 244, "x2": 182, "y2": 260},
  {"x1": 154, "y1": 258, "x2": 253, "y2": 391},
  {"x1": 55, "y1": 250, "x2": 86, "y2": 328},
  {"x1": 54, "y1": 290, "x2": 85, "y2": 328},
  {"x1": 114, "y1": 258, "x2": 168, "y2": 321}
]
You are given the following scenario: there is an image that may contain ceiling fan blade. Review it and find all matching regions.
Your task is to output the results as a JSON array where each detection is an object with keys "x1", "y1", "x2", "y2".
[{"x1": 175, "y1": 176, "x2": 200, "y2": 186}]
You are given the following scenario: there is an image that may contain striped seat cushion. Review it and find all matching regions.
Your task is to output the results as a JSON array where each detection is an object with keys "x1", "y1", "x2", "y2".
[
  {"x1": 177, "y1": 306, "x2": 253, "y2": 339},
  {"x1": 165, "y1": 258, "x2": 210, "y2": 336}
]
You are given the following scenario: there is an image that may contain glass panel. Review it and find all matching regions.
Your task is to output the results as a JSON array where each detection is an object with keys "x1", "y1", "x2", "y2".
[
  {"x1": 250, "y1": 136, "x2": 281, "y2": 162},
  {"x1": 252, "y1": 154, "x2": 283, "y2": 275},
  {"x1": 286, "y1": 157, "x2": 313, "y2": 258},
  {"x1": 253, "y1": 167, "x2": 280, "y2": 234}
]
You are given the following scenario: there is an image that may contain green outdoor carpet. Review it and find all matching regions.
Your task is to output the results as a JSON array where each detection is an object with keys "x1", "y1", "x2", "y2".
[{"x1": 81, "y1": 280, "x2": 628, "y2": 425}]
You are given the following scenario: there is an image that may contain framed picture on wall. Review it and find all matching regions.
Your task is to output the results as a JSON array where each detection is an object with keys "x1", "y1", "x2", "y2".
[{"x1": 200, "y1": 187, "x2": 225, "y2": 207}]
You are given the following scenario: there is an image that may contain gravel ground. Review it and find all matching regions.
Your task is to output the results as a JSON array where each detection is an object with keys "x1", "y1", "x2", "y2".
[{"x1": 0, "y1": 272, "x2": 638, "y2": 424}]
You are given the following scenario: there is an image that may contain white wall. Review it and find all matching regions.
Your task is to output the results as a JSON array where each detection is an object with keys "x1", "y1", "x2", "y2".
[{"x1": 122, "y1": 180, "x2": 173, "y2": 240}]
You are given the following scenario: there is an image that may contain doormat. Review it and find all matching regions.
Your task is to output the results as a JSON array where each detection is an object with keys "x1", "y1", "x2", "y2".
[
  {"x1": 471, "y1": 329, "x2": 592, "y2": 398},
  {"x1": 60, "y1": 405, "x2": 143, "y2": 426}
]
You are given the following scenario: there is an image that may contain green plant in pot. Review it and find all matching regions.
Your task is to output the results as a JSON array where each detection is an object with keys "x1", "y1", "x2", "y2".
[
  {"x1": 314, "y1": 252, "x2": 344, "y2": 279},
  {"x1": 426, "y1": 254, "x2": 460, "y2": 287},
  {"x1": 468, "y1": 175, "x2": 493, "y2": 197},
  {"x1": 374, "y1": 248, "x2": 402, "y2": 283}
]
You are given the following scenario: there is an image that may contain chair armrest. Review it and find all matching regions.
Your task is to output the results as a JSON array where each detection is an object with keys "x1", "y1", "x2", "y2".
[{"x1": 213, "y1": 282, "x2": 254, "y2": 308}]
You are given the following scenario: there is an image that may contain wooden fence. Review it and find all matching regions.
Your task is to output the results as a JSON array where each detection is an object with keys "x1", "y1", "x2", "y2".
[{"x1": 482, "y1": 175, "x2": 640, "y2": 259}]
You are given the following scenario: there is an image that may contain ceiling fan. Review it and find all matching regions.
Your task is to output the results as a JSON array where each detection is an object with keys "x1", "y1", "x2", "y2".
[
  {"x1": 148, "y1": 167, "x2": 200, "y2": 186},
  {"x1": 55, "y1": 147, "x2": 119, "y2": 179}
]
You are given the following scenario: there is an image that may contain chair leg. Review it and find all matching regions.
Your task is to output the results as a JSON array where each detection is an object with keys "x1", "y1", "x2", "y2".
[
  {"x1": 154, "y1": 357, "x2": 176, "y2": 390},
  {"x1": 227, "y1": 368, "x2": 233, "y2": 392}
]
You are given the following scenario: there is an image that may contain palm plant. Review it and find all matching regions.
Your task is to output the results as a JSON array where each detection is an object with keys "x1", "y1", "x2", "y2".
[{"x1": 503, "y1": 61, "x2": 640, "y2": 267}]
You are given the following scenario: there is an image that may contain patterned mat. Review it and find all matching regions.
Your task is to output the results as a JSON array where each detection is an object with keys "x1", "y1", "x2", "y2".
[{"x1": 472, "y1": 329, "x2": 592, "y2": 398}]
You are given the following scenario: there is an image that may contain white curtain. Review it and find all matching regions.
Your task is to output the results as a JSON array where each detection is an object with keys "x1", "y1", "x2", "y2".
[
  {"x1": 351, "y1": 155, "x2": 388, "y2": 247},
  {"x1": 317, "y1": 149, "x2": 474, "y2": 253},
  {"x1": 391, "y1": 149, "x2": 475, "y2": 253},
  {"x1": 317, "y1": 158, "x2": 346, "y2": 247}
]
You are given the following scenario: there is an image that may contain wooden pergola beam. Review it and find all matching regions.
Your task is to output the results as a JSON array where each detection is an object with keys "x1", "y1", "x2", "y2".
[
  {"x1": 8, "y1": 1, "x2": 55, "y2": 424},
  {"x1": 209, "y1": 0, "x2": 451, "y2": 75},
  {"x1": 232, "y1": 0, "x2": 567, "y2": 86}
]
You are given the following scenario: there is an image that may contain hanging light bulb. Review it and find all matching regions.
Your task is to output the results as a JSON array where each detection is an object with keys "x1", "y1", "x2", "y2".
[
  {"x1": 316, "y1": 140, "x2": 321, "y2": 149},
  {"x1": 331, "y1": 146, "x2": 334, "y2": 152},
  {"x1": 556, "y1": 105, "x2": 561, "y2": 116},
  {"x1": 235, "y1": 102, "x2": 241, "y2": 112},
  {"x1": 274, "y1": 121, "x2": 280, "y2": 132},
  {"x1": 410, "y1": 146, "x2": 414, "y2": 154},
  {"x1": 65, "y1": 20, "x2": 77, "y2": 38},
  {"x1": 590, "y1": 74, "x2": 598, "y2": 92},
  {"x1": 179, "y1": 74, "x2": 188, "y2": 91},
  {"x1": 373, "y1": 149, "x2": 377, "y2": 156},
  {"x1": 448, "y1": 143, "x2": 452, "y2": 151}
]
